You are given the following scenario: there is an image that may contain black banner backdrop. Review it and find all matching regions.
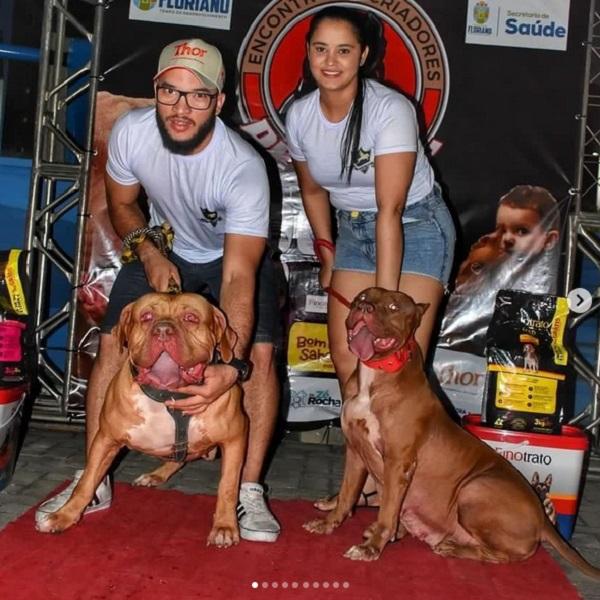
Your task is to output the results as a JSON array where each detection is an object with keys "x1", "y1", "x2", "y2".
[
  {"x1": 70, "y1": 0, "x2": 590, "y2": 414},
  {"x1": 93, "y1": 0, "x2": 589, "y2": 242}
]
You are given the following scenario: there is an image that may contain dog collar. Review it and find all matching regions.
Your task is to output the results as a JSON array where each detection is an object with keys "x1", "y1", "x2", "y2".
[
  {"x1": 129, "y1": 363, "x2": 199, "y2": 400},
  {"x1": 362, "y1": 337, "x2": 416, "y2": 373}
]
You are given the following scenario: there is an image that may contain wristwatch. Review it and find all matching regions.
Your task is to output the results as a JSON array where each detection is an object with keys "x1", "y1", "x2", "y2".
[{"x1": 228, "y1": 357, "x2": 252, "y2": 382}]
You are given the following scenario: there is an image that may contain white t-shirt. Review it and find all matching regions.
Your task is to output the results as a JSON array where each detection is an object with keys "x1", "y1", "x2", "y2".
[
  {"x1": 286, "y1": 79, "x2": 434, "y2": 211},
  {"x1": 107, "y1": 107, "x2": 270, "y2": 263}
]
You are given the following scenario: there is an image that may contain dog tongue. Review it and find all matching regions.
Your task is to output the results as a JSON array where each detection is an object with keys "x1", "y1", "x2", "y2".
[
  {"x1": 349, "y1": 325, "x2": 376, "y2": 361},
  {"x1": 149, "y1": 351, "x2": 182, "y2": 388}
]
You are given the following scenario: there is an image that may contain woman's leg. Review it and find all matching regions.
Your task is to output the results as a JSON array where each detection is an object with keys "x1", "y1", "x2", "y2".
[
  {"x1": 315, "y1": 269, "x2": 381, "y2": 511},
  {"x1": 398, "y1": 272, "x2": 445, "y2": 359},
  {"x1": 327, "y1": 269, "x2": 375, "y2": 388}
]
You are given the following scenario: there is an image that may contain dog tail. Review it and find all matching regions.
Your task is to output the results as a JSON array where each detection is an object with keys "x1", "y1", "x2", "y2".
[{"x1": 542, "y1": 520, "x2": 600, "y2": 580}]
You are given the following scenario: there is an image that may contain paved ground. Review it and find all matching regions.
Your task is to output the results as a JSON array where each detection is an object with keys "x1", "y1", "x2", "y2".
[{"x1": 1, "y1": 423, "x2": 599, "y2": 599}]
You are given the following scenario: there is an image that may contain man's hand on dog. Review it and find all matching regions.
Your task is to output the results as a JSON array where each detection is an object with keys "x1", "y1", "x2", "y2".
[
  {"x1": 168, "y1": 363, "x2": 239, "y2": 415},
  {"x1": 138, "y1": 244, "x2": 181, "y2": 292}
]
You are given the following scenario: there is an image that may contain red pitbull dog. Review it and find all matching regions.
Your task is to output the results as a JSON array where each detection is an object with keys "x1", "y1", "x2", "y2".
[
  {"x1": 37, "y1": 293, "x2": 247, "y2": 548},
  {"x1": 304, "y1": 287, "x2": 600, "y2": 579}
]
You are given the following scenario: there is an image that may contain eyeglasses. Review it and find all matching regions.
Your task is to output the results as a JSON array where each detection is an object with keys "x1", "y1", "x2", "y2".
[{"x1": 155, "y1": 85, "x2": 218, "y2": 110}]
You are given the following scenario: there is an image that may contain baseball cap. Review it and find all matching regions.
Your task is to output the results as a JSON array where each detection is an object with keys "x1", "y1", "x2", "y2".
[{"x1": 154, "y1": 39, "x2": 225, "y2": 92}]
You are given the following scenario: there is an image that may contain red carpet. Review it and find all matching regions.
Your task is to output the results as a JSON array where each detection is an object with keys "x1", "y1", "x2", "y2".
[{"x1": 0, "y1": 483, "x2": 581, "y2": 600}]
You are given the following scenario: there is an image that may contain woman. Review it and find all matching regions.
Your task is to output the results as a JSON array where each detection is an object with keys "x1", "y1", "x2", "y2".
[{"x1": 286, "y1": 6, "x2": 456, "y2": 509}]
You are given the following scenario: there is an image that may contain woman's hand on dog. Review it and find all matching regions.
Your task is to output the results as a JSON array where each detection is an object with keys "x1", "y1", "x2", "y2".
[{"x1": 168, "y1": 364, "x2": 238, "y2": 415}]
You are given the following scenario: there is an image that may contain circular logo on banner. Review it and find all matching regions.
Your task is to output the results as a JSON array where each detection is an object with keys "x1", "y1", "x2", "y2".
[
  {"x1": 237, "y1": 0, "x2": 449, "y2": 159},
  {"x1": 133, "y1": 0, "x2": 157, "y2": 10}
]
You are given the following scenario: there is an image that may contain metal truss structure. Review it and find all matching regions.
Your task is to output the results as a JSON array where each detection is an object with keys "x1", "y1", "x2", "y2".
[
  {"x1": 565, "y1": 0, "x2": 600, "y2": 459},
  {"x1": 25, "y1": 0, "x2": 106, "y2": 423}
]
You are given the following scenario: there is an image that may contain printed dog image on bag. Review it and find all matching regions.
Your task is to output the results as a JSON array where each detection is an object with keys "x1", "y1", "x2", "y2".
[
  {"x1": 531, "y1": 471, "x2": 557, "y2": 524},
  {"x1": 484, "y1": 290, "x2": 570, "y2": 434}
]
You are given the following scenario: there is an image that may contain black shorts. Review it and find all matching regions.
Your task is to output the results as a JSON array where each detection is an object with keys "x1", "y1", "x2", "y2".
[{"x1": 101, "y1": 251, "x2": 279, "y2": 344}]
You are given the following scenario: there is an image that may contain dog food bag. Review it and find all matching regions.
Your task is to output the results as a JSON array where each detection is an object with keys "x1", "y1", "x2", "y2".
[
  {"x1": 483, "y1": 290, "x2": 570, "y2": 434},
  {"x1": 0, "y1": 250, "x2": 29, "y2": 317},
  {"x1": 284, "y1": 262, "x2": 341, "y2": 422}
]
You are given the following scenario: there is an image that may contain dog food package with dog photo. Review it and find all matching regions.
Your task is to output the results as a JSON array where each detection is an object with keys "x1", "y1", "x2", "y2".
[
  {"x1": 284, "y1": 262, "x2": 341, "y2": 422},
  {"x1": 483, "y1": 290, "x2": 571, "y2": 434}
]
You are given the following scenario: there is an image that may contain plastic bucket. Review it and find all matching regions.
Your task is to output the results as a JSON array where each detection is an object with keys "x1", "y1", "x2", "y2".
[
  {"x1": 0, "y1": 320, "x2": 26, "y2": 362},
  {"x1": 0, "y1": 385, "x2": 27, "y2": 491},
  {"x1": 464, "y1": 414, "x2": 588, "y2": 540}
]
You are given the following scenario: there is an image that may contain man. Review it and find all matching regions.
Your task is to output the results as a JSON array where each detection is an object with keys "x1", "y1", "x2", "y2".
[{"x1": 35, "y1": 38, "x2": 280, "y2": 542}]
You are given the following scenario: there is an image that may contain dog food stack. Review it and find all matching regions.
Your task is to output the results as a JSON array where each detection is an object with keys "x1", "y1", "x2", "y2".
[
  {"x1": 0, "y1": 249, "x2": 30, "y2": 386},
  {"x1": 483, "y1": 289, "x2": 571, "y2": 434},
  {"x1": 0, "y1": 249, "x2": 30, "y2": 491},
  {"x1": 284, "y1": 262, "x2": 342, "y2": 423}
]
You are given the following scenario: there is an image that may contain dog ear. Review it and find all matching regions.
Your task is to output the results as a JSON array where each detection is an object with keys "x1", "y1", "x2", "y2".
[
  {"x1": 212, "y1": 307, "x2": 238, "y2": 363},
  {"x1": 531, "y1": 471, "x2": 540, "y2": 485},
  {"x1": 113, "y1": 303, "x2": 134, "y2": 347},
  {"x1": 416, "y1": 302, "x2": 430, "y2": 317},
  {"x1": 410, "y1": 302, "x2": 430, "y2": 333},
  {"x1": 544, "y1": 474, "x2": 552, "y2": 487}
]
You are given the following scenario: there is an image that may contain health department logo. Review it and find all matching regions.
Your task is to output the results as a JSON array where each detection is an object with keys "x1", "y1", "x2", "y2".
[
  {"x1": 238, "y1": 0, "x2": 449, "y2": 160},
  {"x1": 473, "y1": 1, "x2": 490, "y2": 25},
  {"x1": 133, "y1": 0, "x2": 156, "y2": 10}
]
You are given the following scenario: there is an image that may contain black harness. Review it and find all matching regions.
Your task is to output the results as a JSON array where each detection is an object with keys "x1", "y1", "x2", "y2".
[
  {"x1": 131, "y1": 364, "x2": 195, "y2": 463},
  {"x1": 139, "y1": 384, "x2": 193, "y2": 462}
]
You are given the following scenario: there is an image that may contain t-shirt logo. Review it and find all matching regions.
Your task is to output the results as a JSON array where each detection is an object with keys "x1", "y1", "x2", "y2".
[
  {"x1": 352, "y1": 148, "x2": 374, "y2": 174},
  {"x1": 200, "y1": 208, "x2": 221, "y2": 226}
]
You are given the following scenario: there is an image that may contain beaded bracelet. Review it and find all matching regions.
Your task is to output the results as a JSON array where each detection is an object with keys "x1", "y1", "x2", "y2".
[{"x1": 121, "y1": 222, "x2": 174, "y2": 264}]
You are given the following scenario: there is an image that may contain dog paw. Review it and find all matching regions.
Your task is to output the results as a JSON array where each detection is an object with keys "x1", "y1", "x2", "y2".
[
  {"x1": 303, "y1": 518, "x2": 338, "y2": 535},
  {"x1": 35, "y1": 512, "x2": 80, "y2": 534},
  {"x1": 344, "y1": 542, "x2": 382, "y2": 561},
  {"x1": 132, "y1": 473, "x2": 164, "y2": 487},
  {"x1": 207, "y1": 524, "x2": 240, "y2": 548},
  {"x1": 201, "y1": 447, "x2": 218, "y2": 461}
]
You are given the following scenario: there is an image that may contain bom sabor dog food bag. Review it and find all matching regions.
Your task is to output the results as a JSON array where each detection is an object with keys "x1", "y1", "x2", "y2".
[
  {"x1": 483, "y1": 290, "x2": 570, "y2": 434},
  {"x1": 284, "y1": 262, "x2": 341, "y2": 422}
]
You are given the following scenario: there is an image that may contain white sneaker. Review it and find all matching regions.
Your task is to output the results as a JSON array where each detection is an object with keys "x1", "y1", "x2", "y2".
[
  {"x1": 237, "y1": 482, "x2": 280, "y2": 542},
  {"x1": 35, "y1": 469, "x2": 112, "y2": 527}
]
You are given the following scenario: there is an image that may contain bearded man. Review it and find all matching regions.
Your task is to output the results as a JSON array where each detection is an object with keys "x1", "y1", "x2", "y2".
[{"x1": 35, "y1": 39, "x2": 281, "y2": 543}]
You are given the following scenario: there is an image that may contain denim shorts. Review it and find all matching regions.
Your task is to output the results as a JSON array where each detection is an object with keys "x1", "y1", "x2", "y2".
[
  {"x1": 334, "y1": 184, "x2": 456, "y2": 285},
  {"x1": 102, "y1": 251, "x2": 279, "y2": 343}
]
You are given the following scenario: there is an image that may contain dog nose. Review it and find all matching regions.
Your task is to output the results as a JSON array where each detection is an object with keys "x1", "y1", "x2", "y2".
[
  {"x1": 357, "y1": 301, "x2": 374, "y2": 313},
  {"x1": 152, "y1": 320, "x2": 175, "y2": 340}
]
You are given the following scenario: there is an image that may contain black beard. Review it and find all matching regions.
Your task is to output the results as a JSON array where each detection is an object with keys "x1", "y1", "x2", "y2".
[{"x1": 156, "y1": 110, "x2": 217, "y2": 155}]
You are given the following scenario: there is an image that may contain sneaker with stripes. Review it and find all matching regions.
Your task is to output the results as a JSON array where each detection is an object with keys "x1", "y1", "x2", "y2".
[
  {"x1": 35, "y1": 469, "x2": 112, "y2": 528},
  {"x1": 237, "y1": 482, "x2": 280, "y2": 542}
]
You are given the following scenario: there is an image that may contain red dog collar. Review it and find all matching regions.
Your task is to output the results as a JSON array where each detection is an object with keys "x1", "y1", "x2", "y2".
[{"x1": 362, "y1": 337, "x2": 416, "y2": 373}]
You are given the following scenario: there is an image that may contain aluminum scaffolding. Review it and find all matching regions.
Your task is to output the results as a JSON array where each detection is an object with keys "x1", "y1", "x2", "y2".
[
  {"x1": 25, "y1": 0, "x2": 106, "y2": 423},
  {"x1": 565, "y1": 0, "x2": 600, "y2": 457}
]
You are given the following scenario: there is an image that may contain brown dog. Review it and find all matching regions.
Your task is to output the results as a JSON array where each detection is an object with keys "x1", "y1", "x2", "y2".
[
  {"x1": 304, "y1": 287, "x2": 600, "y2": 579},
  {"x1": 37, "y1": 292, "x2": 247, "y2": 548}
]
